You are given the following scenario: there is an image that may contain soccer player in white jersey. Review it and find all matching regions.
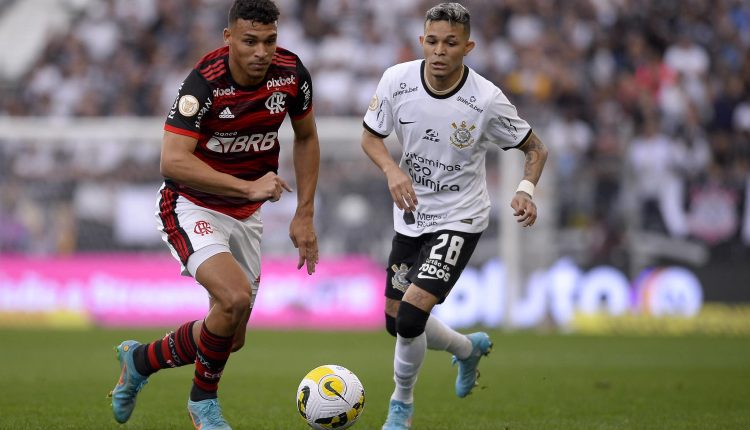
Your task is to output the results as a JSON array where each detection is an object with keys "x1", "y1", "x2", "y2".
[{"x1": 361, "y1": 3, "x2": 548, "y2": 429}]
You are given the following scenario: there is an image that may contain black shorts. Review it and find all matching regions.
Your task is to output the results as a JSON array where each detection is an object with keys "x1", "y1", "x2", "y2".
[{"x1": 385, "y1": 230, "x2": 482, "y2": 304}]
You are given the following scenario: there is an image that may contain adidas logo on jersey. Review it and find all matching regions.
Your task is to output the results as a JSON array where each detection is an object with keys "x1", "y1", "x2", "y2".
[{"x1": 219, "y1": 107, "x2": 235, "y2": 119}]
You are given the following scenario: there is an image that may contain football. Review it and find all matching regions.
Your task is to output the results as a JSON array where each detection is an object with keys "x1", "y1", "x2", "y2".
[{"x1": 296, "y1": 364, "x2": 365, "y2": 429}]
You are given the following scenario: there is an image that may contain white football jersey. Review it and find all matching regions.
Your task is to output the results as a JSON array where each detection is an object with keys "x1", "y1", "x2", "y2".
[{"x1": 363, "y1": 60, "x2": 532, "y2": 236}]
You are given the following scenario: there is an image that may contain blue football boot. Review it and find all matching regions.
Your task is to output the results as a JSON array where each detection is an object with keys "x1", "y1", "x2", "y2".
[
  {"x1": 187, "y1": 398, "x2": 232, "y2": 430},
  {"x1": 109, "y1": 340, "x2": 149, "y2": 423},
  {"x1": 382, "y1": 399, "x2": 413, "y2": 430},
  {"x1": 452, "y1": 332, "x2": 493, "y2": 398}
]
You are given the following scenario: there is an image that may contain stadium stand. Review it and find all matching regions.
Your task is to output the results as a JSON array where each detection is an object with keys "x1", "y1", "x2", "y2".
[{"x1": 0, "y1": 0, "x2": 749, "y2": 298}]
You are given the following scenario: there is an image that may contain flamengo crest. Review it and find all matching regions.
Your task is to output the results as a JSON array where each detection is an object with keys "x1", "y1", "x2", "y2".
[
  {"x1": 265, "y1": 92, "x2": 287, "y2": 114},
  {"x1": 450, "y1": 121, "x2": 476, "y2": 149},
  {"x1": 194, "y1": 220, "x2": 213, "y2": 236}
]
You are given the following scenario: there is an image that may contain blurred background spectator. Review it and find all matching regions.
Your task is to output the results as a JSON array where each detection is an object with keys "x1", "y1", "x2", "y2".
[{"x1": 0, "y1": 0, "x2": 748, "y2": 300}]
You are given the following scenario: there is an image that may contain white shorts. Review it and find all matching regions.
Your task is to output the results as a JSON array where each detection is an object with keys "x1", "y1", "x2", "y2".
[{"x1": 155, "y1": 185, "x2": 263, "y2": 294}]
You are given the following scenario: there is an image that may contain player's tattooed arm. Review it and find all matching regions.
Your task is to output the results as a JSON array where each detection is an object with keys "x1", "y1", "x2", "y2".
[
  {"x1": 518, "y1": 132, "x2": 548, "y2": 185},
  {"x1": 511, "y1": 132, "x2": 548, "y2": 227}
]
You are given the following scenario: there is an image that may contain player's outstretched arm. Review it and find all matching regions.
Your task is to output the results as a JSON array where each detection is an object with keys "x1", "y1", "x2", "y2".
[
  {"x1": 160, "y1": 130, "x2": 290, "y2": 201},
  {"x1": 511, "y1": 132, "x2": 548, "y2": 227},
  {"x1": 289, "y1": 113, "x2": 320, "y2": 274},
  {"x1": 361, "y1": 129, "x2": 418, "y2": 212}
]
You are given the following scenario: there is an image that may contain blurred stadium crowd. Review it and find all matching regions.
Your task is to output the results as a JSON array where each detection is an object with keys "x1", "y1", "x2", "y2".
[{"x1": 0, "y1": 0, "x2": 749, "y2": 287}]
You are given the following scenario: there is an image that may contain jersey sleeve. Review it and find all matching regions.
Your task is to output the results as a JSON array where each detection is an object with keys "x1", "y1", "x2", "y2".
[
  {"x1": 485, "y1": 88, "x2": 532, "y2": 150},
  {"x1": 362, "y1": 70, "x2": 393, "y2": 138},
  {"x1": 164, "y1": 69, "x2": 213, "y2": 139},
  {"x1": 289, "y1": 59, "x2": 314, "y2": 119}
]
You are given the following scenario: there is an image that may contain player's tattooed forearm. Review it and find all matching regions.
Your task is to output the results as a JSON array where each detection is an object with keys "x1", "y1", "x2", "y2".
[{"x1": 522, "y1": 134, "x2": 548, "y2": 181}]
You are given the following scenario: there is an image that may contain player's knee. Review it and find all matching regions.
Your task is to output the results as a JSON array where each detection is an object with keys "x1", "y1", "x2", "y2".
[
  {"x1": 228, "y1": 291, "x2": 252, "y2": 314},
  {"x1": 231, "y1": 338, "x2": 245, "y2": 352},
  {"x1": 396, "y1": 301, "x2": 429, "y2": 338},
  {"x1": 215, "y1": 289, "x2": 252, "y2": 325},
  {"x1": 385, "y1": 313, "x2": 397, "y2": 337}
]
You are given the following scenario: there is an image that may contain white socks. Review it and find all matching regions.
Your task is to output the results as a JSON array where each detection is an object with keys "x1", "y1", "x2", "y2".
[
  {"x1": 391, "y1": 315, "x2": 474, "y2": 403},
  {"x1": 390, "y1": 315, "x2": 473, "y2": 404},
  {"x1": 425, "y1": 315, "x2": 473, "y2": 360},
  {"x1": 391, "y1": 332, "x2": 426, "y2": 404}
]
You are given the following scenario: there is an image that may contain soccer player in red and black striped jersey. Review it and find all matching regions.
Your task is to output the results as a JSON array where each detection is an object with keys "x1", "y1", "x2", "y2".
[{"x1": 109, "y1": 1, "x2": 320, "y2": 428}]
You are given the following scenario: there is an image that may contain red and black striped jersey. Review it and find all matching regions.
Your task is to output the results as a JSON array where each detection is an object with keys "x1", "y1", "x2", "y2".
[{"x1": 163, "y1": 45, "x2": 313, "y2": 219}]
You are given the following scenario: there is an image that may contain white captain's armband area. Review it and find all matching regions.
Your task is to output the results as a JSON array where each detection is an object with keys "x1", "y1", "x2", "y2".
[{"x1": 516, "y1": 179, "x2": 535, "y2": 198}]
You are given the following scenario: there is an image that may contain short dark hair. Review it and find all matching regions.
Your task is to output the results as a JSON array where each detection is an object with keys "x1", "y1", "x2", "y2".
[
  {"x1": 228, "y1": 0, "x2": 280, "y2": 25},
  {"x1": 425, "y1": 2, "x2": 471, "y2": 36}
]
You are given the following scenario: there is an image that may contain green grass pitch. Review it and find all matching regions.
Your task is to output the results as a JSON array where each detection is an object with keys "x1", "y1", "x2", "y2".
[{"x1": 0, "y1": 328, "x2": 748, "y2": 429}]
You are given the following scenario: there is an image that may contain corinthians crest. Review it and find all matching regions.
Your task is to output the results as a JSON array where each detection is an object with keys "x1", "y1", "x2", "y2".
[
  {"x1": 390, "y1": 263, "x2": 411, "y2": 293},
  {"x1": 450, "y1": 121, "x2": 476, "y2": 149}
]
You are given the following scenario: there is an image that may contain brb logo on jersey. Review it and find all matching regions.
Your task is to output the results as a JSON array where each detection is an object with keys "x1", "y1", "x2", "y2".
[
  {"x1": 206, "y1": 132, "x2": 278, "y2": 153},
  {"x1": 265, "y1": 92, "x2": 287, "y2": 114}
]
